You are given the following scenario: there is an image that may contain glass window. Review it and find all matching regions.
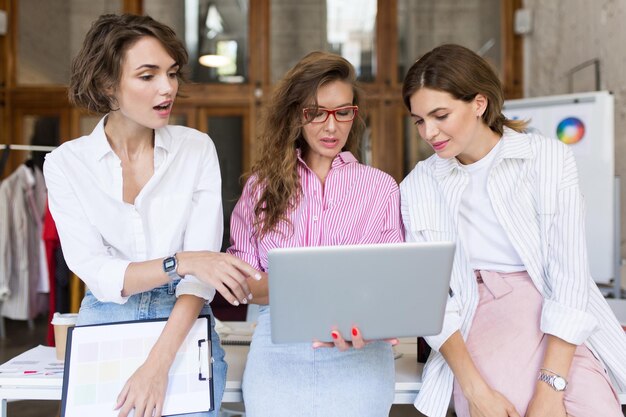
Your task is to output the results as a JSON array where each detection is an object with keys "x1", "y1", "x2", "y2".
[
  {"x1": 206, "y1": 115, "x2": 244, "y2": 251},
  {"x1": 271, "y1": 0, "x2": 377, "y2": 83},
  {"x1": 23, "y1": 115, "x2": 61, "y2": 170},
  {"x1": 145, "y1": 0, "x2": 249, "y2": 84},
  {"x1": 17, "y1": 0, "x2": 122, "y2": 85},
  {"x1": 397, "y1": 0, "x2": 501, "y2": 81}
]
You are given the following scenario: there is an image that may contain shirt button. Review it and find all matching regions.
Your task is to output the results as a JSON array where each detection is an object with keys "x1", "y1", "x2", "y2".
[{"x1": 312, "y1": 216, "x2": 318, "y2": 222}]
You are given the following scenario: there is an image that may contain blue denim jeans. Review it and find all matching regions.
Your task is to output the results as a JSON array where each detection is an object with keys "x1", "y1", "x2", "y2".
[{"x1": 77, "y1": 282, "x2": 227, "y2": 416}]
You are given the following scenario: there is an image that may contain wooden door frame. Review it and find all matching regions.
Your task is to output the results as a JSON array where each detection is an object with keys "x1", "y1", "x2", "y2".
[{"x1": 0, "y1": 0, "x2": 523, "y2": 181}]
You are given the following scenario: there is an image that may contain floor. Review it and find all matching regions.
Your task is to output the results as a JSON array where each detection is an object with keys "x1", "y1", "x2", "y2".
[{"x1": 0, "y1": 316, "x2": 622, "y2": 417}]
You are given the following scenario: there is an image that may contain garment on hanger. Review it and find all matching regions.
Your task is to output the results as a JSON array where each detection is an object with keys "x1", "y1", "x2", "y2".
[
  {"x1": 43, "y1": 204, "x2": 71, "y2": 346},
  {"x1": 0, "y1": 164, "x2": 48, "y2": 320}
]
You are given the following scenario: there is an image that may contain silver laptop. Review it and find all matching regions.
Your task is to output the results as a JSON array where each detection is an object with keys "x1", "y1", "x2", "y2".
[{"x1": 268, "y1": 241, "x2": 455, "y2": 344}]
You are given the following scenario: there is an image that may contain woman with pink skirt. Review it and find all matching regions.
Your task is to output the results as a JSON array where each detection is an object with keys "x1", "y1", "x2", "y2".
[{"x1": 400, "y1": 44, "x2": 626, "y2": 417}]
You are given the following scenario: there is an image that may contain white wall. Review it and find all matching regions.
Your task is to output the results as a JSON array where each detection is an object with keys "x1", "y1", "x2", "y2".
[{"x1": 523, "y1": 0, "x2": 626, "y2": 261}]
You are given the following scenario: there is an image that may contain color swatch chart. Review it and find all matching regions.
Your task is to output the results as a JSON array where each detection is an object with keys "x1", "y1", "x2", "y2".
[{"x1": 62, "y1": 317, "x2": 212, "y2": 417}]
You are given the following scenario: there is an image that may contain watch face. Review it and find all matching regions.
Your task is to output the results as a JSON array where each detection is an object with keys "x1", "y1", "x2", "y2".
[
  {"x1": 553, "y1": 376, "x2": 567, "y2": 391},
  {"x1": 164, "y1": 257, "x2": 176, "y2": 271}
]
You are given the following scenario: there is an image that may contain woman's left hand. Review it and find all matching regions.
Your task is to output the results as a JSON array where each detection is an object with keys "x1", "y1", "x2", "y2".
[
  {"x1": 114, "y1": 359, "x2": 169, "y2": 417},
  {"x1": 312, "y1": 327, "x2": 398, "y2": 351},
  {"x1": 525, "y1": 381, "x2": 567, "y2": 417}
]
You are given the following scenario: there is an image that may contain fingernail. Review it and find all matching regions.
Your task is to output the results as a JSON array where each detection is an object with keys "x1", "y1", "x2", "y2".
[
  {"x1": 248, "y1": 293, "x2": 253, "y2": 300},
  {"x1": 254, "y1": 273, "x2": 262, "y2": 281},
  {"x1": 233, "y1": 300, "x2": 239, "y2": 306},
  {"x1": 351, "y1": 327, "x2": 358, "y2": 337},
  {"x1": 312, "y1": 342, "x2": 322, "y2": 349},
  {"x1": 242, "y1": 298, "x2": 248, "y2": 304},
  {"x1": 331, "y1": 331, "x2": 338, "y2": 340}
]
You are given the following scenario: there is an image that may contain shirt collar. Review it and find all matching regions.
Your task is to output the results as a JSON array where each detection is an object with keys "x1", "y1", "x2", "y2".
[
  {"x1": 91, "y1": 116, "x2": 113, "y2": 161},
  {"x1": 296, "y1": 148, "x2": 357, "y2": 170},
  {"x1": 432, "y1": 126, "x2": 533, "y2": 181},
  {"x1": 91, "y1": 115, "x2": 172, "y2": 161}
]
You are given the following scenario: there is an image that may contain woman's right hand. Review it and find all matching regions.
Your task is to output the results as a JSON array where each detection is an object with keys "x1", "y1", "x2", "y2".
[
  {"x1": 466, "y1": 384, "x2": 521, "y2": 417},
  {"x1": 177, "y1": 251, "x2": 261, "y2": 306},
  {"x1": 312, "y1": 327, "x2": 398, "y2": 351}
]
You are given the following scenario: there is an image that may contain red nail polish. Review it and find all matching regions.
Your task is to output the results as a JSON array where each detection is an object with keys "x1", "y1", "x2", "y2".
[
  {"x1": 331, "y1": 331, "x2": 338, "y2": 340},
  {"x1": 352, "y1": 327, "x2": 358, "y2": 337}
]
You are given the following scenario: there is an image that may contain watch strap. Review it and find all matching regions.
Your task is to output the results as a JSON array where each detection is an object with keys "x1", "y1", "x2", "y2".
[
  {"x1": 163, "y1": 254, "x2": 180, "y2": 281},
  {"x1": 538, "y1": 370, "x2": 568, "y2": 391}
]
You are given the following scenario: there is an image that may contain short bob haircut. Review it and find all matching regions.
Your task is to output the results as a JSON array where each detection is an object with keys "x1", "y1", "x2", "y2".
[{"x1": 69, "y1": 14, "x2": 188, "y2": 114}]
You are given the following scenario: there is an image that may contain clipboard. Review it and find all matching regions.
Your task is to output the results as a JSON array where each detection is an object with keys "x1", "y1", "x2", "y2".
[{"x1": 60, "y1": 315, "x2": 214, "y2": 417}]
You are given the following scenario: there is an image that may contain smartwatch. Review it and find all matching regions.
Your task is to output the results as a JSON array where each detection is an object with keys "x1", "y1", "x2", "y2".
[{"x1": 163, "y1": 254, "x2": 180, "y2": 281}]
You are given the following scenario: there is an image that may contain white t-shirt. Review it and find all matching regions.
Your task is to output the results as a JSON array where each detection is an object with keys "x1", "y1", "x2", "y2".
[
  {"x1": 44, "y1": 116, "x2": 222, "y2": 304},
  {"x1": 458, "y1": 140, "x2": 525, "y2": 272}
]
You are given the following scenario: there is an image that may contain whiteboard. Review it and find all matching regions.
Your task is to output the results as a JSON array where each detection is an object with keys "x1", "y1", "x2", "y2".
[{"x1": 503, "y1": 91, "x2": 615, "y2": 284}]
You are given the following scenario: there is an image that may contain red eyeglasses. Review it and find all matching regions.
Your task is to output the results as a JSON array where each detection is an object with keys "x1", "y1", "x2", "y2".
[{"x1": 302, "y1": 106, "x2": 358, "y2": 123}]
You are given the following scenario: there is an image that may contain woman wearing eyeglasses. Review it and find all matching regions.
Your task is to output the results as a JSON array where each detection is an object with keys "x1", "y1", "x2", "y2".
[{"x1": 226, "y1": 51, "x2": 404, "y2": 417}]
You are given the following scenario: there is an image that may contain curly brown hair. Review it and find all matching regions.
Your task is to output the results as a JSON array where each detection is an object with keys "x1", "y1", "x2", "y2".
[
  {"x1": 68, "y1": 14, "x2": 188, "y2": 114},
  {"x1": 250, "y1": 51, "x2": 365, "y2": 237},
  {"x1": 402, "y1": 44, "x2": 527, "y2": 135}
]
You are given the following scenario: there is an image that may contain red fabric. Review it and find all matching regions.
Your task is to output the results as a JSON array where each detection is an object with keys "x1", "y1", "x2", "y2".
[{"x1": 43, "y1": 204, "x2": 60, "y2": 346}]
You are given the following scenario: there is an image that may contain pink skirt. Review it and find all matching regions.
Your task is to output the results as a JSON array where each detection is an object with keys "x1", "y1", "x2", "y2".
[{"x1": 452, "y1": 270, "x2": 622, "y2": 417}]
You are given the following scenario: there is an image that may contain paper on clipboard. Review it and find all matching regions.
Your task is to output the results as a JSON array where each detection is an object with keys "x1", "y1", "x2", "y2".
[{"x1": 61, "y1": 316, "x2": 213, "y2": 417}]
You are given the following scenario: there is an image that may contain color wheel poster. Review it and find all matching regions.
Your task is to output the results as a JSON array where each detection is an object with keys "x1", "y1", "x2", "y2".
[{"x1": 504, "y1": 91, "x2": 615, "y2": 284}]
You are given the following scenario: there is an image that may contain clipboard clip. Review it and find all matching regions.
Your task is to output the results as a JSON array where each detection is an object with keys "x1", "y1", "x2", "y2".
[{"x1": 198, "y1": 339, "x2": 208, "y2": 381}]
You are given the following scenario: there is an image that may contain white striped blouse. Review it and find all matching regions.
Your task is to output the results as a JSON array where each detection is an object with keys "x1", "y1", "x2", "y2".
[
  {"x1": 400, "y1": 128, "x2": 626, "y2": 417},
  {"x1": 227, "y1": 151, "x2": 404, "y2": 274}
]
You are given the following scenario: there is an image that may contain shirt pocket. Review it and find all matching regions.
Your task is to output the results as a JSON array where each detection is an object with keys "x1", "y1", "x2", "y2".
[{"x1": 407, "y1": 203, "x2": 454, "y2": 242}]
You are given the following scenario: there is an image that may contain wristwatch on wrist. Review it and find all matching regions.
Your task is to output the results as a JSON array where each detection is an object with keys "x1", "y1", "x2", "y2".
[
  {"x1": 538, "y1": 370, "x2": 568, "y2": 391},
  {"x1": 163, "y1": 254, "x2": 180, "y2": 281}
]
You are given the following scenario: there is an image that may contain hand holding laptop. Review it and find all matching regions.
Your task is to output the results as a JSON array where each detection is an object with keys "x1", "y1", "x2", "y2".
[{"x1": 312, "y1": 326, "x2": 399, "y2": 351}]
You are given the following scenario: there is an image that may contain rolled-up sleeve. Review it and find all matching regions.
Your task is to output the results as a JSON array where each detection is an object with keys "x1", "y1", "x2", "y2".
[
  {"x1": 44, "y1": 154, "x2": 131, "y2": 304},
  {"x1": 540, "y1": 147, "x2": 598, "y2": 344},
  {"x1": 175, "y1": 138, "x2": 223, "y2": 301}
]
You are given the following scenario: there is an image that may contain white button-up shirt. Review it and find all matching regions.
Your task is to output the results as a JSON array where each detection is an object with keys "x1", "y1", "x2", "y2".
[
  {"x1": 401, "y1": 127, "x2": 626, "y2": 417},
  {"x1": 44, "y1": 117, "x2": 222, "y2": 304}
]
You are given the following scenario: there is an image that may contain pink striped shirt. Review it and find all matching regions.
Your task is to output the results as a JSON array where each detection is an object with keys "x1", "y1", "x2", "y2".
[{"x1": 227, "y1": 151, "x2": 404, "y2": 271}]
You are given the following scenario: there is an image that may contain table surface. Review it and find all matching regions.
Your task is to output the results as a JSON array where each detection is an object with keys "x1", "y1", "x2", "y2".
[
  {"x1": 1, "y1": 324, "x2": 624, "y2": 407},
  {"x1": 0, "y1": 339, "x2": 423, "y2": 403}
]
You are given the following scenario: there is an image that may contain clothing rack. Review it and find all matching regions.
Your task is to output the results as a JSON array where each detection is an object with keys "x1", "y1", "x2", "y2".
[
  {"x1": 0, "y1": 144, "x2": 57, "y2": 152},
  {"x1": 0, "y1": 143, "x2": 55, "y2": 338}
]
